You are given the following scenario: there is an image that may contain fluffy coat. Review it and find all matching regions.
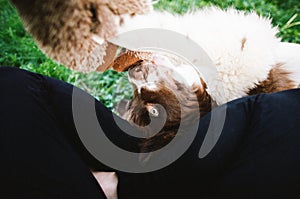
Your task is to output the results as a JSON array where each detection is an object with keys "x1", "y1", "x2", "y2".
[
  {"x1": 10, "y1": 0, "x2": 152, "y2": 72},
  {"x1": 118, "y1": 7, "x2": 300, "y2": 105},
  {"x1": 116, "y1": 7, "x2": 300, "y2": 152}
]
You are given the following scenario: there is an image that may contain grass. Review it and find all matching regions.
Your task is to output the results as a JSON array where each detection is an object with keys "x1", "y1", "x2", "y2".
[{"x1": 0, "y1": 0, "x2": 299, "y2": 110}]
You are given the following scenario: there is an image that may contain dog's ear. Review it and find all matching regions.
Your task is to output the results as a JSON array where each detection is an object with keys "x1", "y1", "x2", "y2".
[
  {"x1": 110, "y1": 51, "x2": 152, "y2": 72},
  {"x1": 138, "y1": 130, "x2": 177, "y2": 164},
  {"x1": 192, "y1": 83, "x2": 203, "y2": 93},
  {"x1": 192, "y1": 76, "x2": 207, "y2": 93}
]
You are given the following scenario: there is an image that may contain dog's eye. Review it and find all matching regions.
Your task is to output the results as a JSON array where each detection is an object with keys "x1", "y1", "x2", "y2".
[{"x1": 149, "y1": 107, "x2": 159, "y2": 117}]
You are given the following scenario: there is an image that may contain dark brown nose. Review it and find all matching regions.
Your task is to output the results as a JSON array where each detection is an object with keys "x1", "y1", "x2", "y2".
[{"x1": 128, "y1": 64, "x2": 144, "y2": 80}]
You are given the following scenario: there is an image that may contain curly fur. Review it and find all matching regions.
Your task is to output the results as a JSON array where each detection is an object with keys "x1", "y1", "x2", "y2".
[
  {"x1": 10, "y1": 0, "x2": 152, "y2": 72},
  {"x1": 118, "y1": 7, "x2": 300, "y2": 105},
  {"x1": 117, "y1": 7, "x2": 300, "y2": 152}
]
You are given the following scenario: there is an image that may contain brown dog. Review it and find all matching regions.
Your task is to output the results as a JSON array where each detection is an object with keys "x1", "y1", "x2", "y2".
[
  {"x1": 115, "y1": 8, "x2": 300, "y2": 153},
  {"x1": 117, "y1": 49, "x2": 300, "y2": 153}
]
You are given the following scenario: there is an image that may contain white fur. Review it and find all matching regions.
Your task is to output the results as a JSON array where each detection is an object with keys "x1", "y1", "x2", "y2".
[
  {"x1": 137, "y1": 82, "x2": 159, "y2": 93},
  {"x1": 119, "y1": 7, "x2": 300, "y2": 104},
  {"x1": 274, "y1": 42, "x2": 300, "y2": 87},
  {"x1": 152, "y1": 54, "x2": 202, "y2": 88},
  {"x1": 172, "y1": 64, "x2": 202, "y2": 88}
]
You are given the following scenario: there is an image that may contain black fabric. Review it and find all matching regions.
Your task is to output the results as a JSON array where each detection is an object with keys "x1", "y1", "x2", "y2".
[
  {"x1": 117, "y1": 93, "x2": 300, "y2": 199},
  {"x1": 0, "y1": 67, "x2": 106, "y2": 199},
  {"x1": 0, "y1": 66, "x2": 300, "y2": 198}
]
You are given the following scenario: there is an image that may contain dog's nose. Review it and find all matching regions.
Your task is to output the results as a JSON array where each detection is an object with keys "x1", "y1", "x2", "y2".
[{"x1": 128, "y1": 64, "x2": 144, "y2": 80}]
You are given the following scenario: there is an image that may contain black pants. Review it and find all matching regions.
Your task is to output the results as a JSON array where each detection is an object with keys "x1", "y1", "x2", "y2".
[
  {"x1": 1, "y1": 66, "x2": 300, "y2": 198},
  {"x1": 0, "y1": 66, "x2": 113, "y2": 198}
]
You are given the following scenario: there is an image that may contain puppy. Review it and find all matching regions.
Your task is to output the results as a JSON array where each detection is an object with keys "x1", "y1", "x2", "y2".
[{"x1": 116, "y1": 7, "x2": 300, "y2": 152}]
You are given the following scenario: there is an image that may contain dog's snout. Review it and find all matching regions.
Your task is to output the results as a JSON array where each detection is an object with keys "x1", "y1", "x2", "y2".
[{"x1": 128, "y1": 64, "x2": 144, "y2": 80}]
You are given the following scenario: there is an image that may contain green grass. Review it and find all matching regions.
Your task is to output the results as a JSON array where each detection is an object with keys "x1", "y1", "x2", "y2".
[
  {"x1": 1, "y1": 0, "x2": 299, "y2": 110},
  {"x1": 154, "y1": 0, "x2": 300, "y2": 43},
  {"x1": 0, "y1": 0, "x2": 132, "y2": 110}
]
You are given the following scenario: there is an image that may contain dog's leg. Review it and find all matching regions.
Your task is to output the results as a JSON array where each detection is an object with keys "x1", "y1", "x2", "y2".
[{"x1": 248, "y1": 63, "x2": 297, "y2": 95}]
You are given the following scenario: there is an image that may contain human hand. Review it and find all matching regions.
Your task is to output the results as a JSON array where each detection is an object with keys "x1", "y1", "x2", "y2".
[{"x1": 92, "y1": 171, "x2": 118, "y2": 199}]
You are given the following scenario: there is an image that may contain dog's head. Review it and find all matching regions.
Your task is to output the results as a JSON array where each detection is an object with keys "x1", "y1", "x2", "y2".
[{"x1": 118, "y1": 54, "x2": 213, "y2": 151}]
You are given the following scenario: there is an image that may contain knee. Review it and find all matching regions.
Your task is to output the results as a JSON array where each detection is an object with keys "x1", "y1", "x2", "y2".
[
  {"x1": 0, "y1": 66, "x2": 29, "y2": 82},
  {"x1": 0, "y1": 66, "x2": 44, "y2": 91}
]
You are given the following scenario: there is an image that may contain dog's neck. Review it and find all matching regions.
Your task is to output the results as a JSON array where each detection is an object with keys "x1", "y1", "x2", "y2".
[
  {"x1": 195, "y1": 79, "x2": 216, "y2": 118},
  {"x1": 170, "y1": 66, "x2": 217, "y2": 116}
]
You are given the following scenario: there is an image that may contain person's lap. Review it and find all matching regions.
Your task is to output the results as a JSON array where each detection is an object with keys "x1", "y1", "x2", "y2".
[
  {"x1": 0, "y1": 66, "x2": 106, "y2": 198},
  {"x1": 1, "y1": 66, "x2": 300, "y2": 198}
]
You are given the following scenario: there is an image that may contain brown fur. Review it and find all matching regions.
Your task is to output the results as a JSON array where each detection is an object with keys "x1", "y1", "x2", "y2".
[
  {"x1": 109, "y1": 50, "x2": 153, "y2": 72},
  {"x1": 248, "y1": 63, "x2": 296, "y2": 95},
  {"x1": 241, "y1": 37, "x2": 247, "y2": 51},
  {"x1": 10, "y1": 0, "x2": 152, "y2": 72},
  {"x1": 139, "y1": 81, "x2": 214, "y2": 153},
  {"x1": 121, "y1": 61, "x2": 298, "y2": 153},
  {"x1": 120, "y1": 62, "x2": 214, "y2": 152}
]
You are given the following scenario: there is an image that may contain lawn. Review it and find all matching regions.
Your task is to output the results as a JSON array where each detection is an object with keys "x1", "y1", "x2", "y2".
[{"x1": 0, "y1": 0, "x2": 299, "y2": 110}]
